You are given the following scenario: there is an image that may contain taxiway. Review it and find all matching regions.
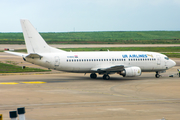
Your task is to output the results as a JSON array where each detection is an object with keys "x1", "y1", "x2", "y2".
[{"x1": 0, "y1": 52, "x2": 180, "y2": 120}]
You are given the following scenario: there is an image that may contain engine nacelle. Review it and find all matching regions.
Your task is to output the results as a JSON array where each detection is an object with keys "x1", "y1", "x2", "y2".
[{"x1": 119, "y1": 67, "x2": 141, "y2": 77}]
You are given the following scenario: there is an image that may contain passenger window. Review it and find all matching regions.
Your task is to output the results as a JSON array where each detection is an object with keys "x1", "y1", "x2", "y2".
[
  {"x1": 89, "y1": 59, "x2": 91, "y2": 61},
  {"x1": 82, "y1": 59, "x2": 83, "y2": 62},
  {"x1": 124, "y1": 59, "x2": 126, "y2": 61},
  {"x1": 74, "y1": 59, "x2": 76, "y2": 62},
  {"x1": 109, "y1": 59, "x2": 111, "y2": 61},
  {"x1": 77, "y1": 60, "x2": 78, "y2": 62},
  {"x1": 112, "y1": 59, "x2": 114, "y2": 61},
  {"x1": 84, "y1": 59, "x2": 86, "y2": 61},
  {"x1": 115, "y1": 59, "x2": 116, "y2": 61},
  {"x1": 79, "y1": 59, "x2": 81, "y2": 62},
  {"x1": 67, "y1": 60, "x2": 68, "y2": 62},
  {"x1": 69, "y1": 59, "x2": 71, "y2": 62},
  {"x1": 72, "y1": 60, "x2": 73, "y2": 62}
]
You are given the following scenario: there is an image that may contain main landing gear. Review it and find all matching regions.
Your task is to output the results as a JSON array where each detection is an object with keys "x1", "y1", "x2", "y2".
[
  {"x1": 103, "y1": 74, "x2": 110, "y2": 80},
  {"x1": 90, "y1": 73, "x2": 97, "y2": 79},
  {"x1": 90, "y1": 73, "x2": 110, "y2": 80},
  {"x1": 155, "y1": 71, "x2": 161, "y2": 78}
]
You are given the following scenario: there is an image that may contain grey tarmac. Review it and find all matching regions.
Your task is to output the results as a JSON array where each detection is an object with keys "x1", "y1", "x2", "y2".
[{"x1": 0, "y1": 71, "x2": 180, "y2": 120}]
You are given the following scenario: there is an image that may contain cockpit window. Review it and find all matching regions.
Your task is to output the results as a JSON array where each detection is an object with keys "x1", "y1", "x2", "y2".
[{"x1": 165, "y1": 57, "x2": 169, "y2": 60}]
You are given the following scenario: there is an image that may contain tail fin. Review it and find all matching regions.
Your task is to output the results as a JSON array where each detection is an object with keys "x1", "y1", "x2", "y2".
[{"x1": 20, "y1": 19, "x2": 66, "y2": 53}]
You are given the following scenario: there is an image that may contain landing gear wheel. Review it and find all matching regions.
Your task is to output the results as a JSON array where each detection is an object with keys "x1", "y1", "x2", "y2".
[
  {"x1": 90, "y1": 73, "x2": 97, "y2": 79},
  {"x1": 103, "y1": 74, "x2": 110, "y2": 80},
  {"x1": 155, "y1": 74, "x2": 160, "y2": 78},
  {"x1": 155, "y1": 71, "x2": 160, "y2": 78}
]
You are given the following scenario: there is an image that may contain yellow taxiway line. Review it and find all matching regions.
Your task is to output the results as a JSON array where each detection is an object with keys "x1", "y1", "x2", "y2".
[
  {"x1": 0, "y1": 81, "x2": 46, "y2": 85},
  {"x1": 0, "y1": 82, "x2": 19, "y2": 85},
  {"x1": 21, "y1": 81, "x2": 46, "y2": 84}
]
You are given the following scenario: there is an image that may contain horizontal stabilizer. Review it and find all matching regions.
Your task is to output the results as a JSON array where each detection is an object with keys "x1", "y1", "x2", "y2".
[{"x1": 4, "y1": 51, "x2": 27, "y2": 57}]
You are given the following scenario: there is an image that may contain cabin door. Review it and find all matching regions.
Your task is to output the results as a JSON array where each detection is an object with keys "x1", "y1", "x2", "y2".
[
  {"x1": 54, "y1": 56, "x2": 60, "y2": 67},
  {"x1": 156, "y1": 55, "x2": 161, "y2": 65}
]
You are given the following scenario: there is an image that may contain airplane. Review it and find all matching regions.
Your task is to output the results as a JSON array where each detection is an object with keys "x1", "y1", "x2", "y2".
[{"x1": 5, "y1": 19, "x2": 176, "y2": 80}]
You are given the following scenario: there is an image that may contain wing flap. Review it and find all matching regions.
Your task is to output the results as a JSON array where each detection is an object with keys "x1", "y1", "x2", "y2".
[{"x1": 91, "y1": 65, "x2": 124, "y2": 72}]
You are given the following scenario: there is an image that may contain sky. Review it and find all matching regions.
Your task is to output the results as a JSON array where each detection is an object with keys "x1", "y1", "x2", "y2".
[{"x1": 0, "y1": 0, "x2": 180, "y2": 32}]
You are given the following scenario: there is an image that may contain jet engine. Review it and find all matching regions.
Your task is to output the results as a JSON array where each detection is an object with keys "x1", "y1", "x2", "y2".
[{"x1": 119, "y1": 67, "x2": 141, "y2": 77}]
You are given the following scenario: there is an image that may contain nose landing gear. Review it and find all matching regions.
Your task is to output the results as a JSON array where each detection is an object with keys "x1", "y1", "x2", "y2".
[{"x1": 155, "y1": 71, "x2": 161, "y2": 78}]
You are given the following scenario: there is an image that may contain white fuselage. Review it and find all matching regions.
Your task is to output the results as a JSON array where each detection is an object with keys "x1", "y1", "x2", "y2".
[{"x1": 25, "y1": 51, "x2": 176, "y2": 73}]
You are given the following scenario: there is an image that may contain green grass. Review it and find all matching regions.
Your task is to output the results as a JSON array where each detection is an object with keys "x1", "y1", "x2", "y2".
[
  {"x1": 61, "y1": 47, "x2": 180, "y2": 52},
  {"x1": 0, "y1": 31, "x2": 180, "y2": 44},
  {"x1": 162, "y1": 53, "x2": 180, "y2": 58},
  {"x1": 0, "y1": 62, "x2": 51, "y2": 73},
  {"x1": 13, "y1": 47, "x2": 180, "y2": 53}
]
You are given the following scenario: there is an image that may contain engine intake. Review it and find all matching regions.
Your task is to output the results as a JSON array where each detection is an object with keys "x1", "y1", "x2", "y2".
[{"x1": 119, "y1": 67, "x2": 141, "y2": 77}]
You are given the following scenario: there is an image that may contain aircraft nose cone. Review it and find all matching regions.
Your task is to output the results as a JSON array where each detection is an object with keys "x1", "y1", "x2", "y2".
[
  {"x1": 167, "y1": 59, "x2": 176, "y2": 69},
  {"x1": 172, "y1": 60, "x2": 176, "y2": 66},
  {"x1": 171, "y1": 60, "x2": 176, "y2": 67}
]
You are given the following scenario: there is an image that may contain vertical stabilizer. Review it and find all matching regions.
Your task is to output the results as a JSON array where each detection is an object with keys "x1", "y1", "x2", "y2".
[{"x1": 20, "y1": 19, "x2": 65, "y2": 53}]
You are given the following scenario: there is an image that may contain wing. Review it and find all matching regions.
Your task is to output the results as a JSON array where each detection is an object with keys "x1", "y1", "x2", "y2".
[{"x1": 91, "y1": 65, "x2": 124, "y2": 73}]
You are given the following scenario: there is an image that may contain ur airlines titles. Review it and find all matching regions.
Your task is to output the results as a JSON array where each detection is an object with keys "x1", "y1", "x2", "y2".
[{"x1": 5, "y1": 20, "x2": 176, "y2": 80}]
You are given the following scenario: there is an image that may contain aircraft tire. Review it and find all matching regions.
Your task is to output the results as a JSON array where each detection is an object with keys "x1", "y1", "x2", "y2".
[
  {"x1": 103, "y1": 74, "x2": 110, "y2": 80},
  {"x1": 90, "y1": 73, "x2": 97, "y2": 79},
  {"x1": 155, "y1": 74, "x2": 160, "y2": 78}
]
